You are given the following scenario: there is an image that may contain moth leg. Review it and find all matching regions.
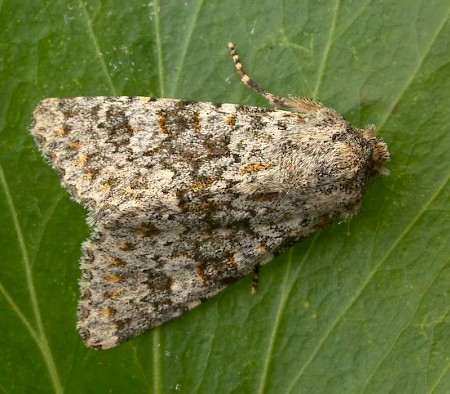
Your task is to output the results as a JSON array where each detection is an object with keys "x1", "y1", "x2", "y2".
[
  {"x1": 251, "y1": 265, "x2": 260, "y2": 294},
  {"x1": 227, "y1": 42, "x2": 324, "y2": 114}
]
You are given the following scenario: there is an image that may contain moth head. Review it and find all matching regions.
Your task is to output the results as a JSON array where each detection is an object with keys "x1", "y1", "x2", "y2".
[{"x1": 362, "y1": 124, "x2": 390, "y2": 176}]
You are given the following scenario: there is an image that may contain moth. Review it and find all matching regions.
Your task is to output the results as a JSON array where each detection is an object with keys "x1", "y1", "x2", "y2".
[{"x1": 31, "y1": 42, "x2": 389, "y2": 349}]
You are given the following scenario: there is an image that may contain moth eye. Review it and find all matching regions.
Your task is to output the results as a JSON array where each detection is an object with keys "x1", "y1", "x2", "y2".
[{"x1": 332, "y1": 133, "x2": 343, "y2": 142}]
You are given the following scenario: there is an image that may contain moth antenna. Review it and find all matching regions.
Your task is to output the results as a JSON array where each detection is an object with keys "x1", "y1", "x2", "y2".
[
  {"x1": 227, "y1": 42, "x2": 288, "y2": 108},
  {"x1": 227, "y1": 42, "x2": 323, "y2": 113}
]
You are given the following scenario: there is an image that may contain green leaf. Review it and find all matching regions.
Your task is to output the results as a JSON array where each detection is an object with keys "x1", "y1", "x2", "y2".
[{"x1": 1, "y1": 0, "x2": 449, "y2": 393}]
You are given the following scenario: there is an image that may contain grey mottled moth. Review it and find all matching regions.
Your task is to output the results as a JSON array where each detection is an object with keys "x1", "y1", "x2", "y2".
[{"x1": 31, "y1": 42, "x2": 389, "y2": 349}]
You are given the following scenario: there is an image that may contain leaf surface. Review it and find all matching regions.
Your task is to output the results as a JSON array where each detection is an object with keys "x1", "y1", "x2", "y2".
[{"x1": 1, "y1": 1, "x2": 449, "y2": 393}]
